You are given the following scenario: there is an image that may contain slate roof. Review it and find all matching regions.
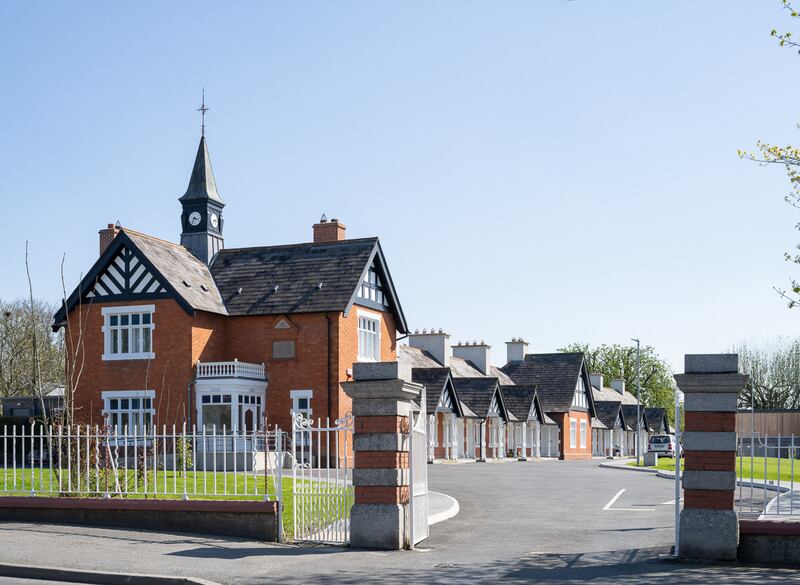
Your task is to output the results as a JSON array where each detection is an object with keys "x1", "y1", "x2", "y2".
[
  {"x1": 411, "y1": 367, "x2": 461, "y2": 416},
  {"x1": 126, "y1": 230, "x2": 227, "y2": 315},
  {"x1": 501, "y1": 353, "x2": 592, "y2": 414},
  {"x1": 398, "y1": 346, "x2": 515, "y2": 383},
  {"x1": 53, "y1": 229, "x2": 228, "y2": 326},
  {"x1": 644, "y1": 408, "x2": 669, "y2": 433},
  {"x1": 594, "y1": 400, "x2": 623, "y2": 430},
  {"x1": 500, "y1": 385, "x2": 538, "y2": 422},
  {"x1": 621, "y1": 404, "x2": 642, "y2": 431},
  {"x1": 398, "y1": 346, "x2": 442, "y2": 369},
  {"x1": 209, "y1": 238, "x2": 406, "y2": 330},
  {"x1": 453, "y1": 378, "x2": 509, "y2": 421}
]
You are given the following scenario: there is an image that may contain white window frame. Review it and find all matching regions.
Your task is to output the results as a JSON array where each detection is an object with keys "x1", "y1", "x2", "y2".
[
  {"x1": 101, "y1": 390, "x2": 155, "y2": 432},
  {"x1": 291, "y1": 389, "x2": 313, "y2": 419},
  {"x1": 101, "y1": 305, "x2": 156, "y2": 361},
  {"x1": 356, "y1": 309, "x2": 381, "y2": 362},
  {"x1": 580, "y1": 419, "x2": 587, "y2": 449},
  {"x1": 569, "y1": 418, "x2": 577, "y2": 449}
]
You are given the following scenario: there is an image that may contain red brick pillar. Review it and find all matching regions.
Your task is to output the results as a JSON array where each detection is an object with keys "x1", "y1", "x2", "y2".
[
  {"x1": 342, "y1": 362, "x2": 421, "y2": 550},
  {"x1": 674, "y1": 354, "x2": 748, "y2": 561}
]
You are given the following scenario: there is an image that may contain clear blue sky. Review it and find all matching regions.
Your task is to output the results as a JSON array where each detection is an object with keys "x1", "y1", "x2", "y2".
[{"x1": 1, "y1": 1, "x2": 798, "y2": 372}]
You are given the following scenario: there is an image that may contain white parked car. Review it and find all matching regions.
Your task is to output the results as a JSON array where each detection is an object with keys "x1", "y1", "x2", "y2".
[{"x1": 648, "y1": 434, "x2": 677, "y2": 458}]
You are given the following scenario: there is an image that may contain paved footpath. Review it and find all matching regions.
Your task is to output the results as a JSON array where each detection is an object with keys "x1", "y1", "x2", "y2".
[{"x1": 0, "y1": 461, "x2": 797, "y2": 584}]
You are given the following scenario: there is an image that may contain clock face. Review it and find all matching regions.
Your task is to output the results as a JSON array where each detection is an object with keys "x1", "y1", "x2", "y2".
[
  {"x1": 210, "y1": 213, "x2": 219, "y2": 228},
  {"x1": 188, "y1": 211, "x2": 202, "y2": 226}
]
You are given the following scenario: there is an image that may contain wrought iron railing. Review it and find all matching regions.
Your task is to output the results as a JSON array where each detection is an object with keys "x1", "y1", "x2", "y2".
[
  {"x1": 0, "y1": 423, "x2": 285, "y2": 505},
  {"x1": 737, "y1": 433, "x2": 799, "y2": 518}
]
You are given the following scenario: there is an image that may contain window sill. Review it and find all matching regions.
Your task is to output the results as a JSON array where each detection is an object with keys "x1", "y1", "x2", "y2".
[
  {"x1": 356, "y1": 357, "x2": 378, "y2": 363},
  {"x1": 102, "y1": 353, "x2": 156, "y2": 361}
]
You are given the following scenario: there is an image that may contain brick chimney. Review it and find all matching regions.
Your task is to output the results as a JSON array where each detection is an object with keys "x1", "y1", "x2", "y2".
[
  {"x1": 313, "y1": 215, "x2": 346, "y2": 243},
  {"x1": 611, "y1": 379, "x2": 625, "y2": 396},
  {"x1": 99, "y1": 222, "x2": 120, "y2": 255},
  {"x1": 590, "y1": 373, "x2": 604, "y2": 391}
]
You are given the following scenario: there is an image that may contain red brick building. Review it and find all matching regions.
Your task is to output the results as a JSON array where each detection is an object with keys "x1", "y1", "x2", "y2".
[
  {"x1": 501, "y1": 351, "x2": 597, "y2": 460},
  {"x1": 53, "y1": 135, "x2": 408, "y2": 434}
]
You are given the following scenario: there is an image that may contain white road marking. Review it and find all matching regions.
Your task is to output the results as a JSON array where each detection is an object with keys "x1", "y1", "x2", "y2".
[
  {"x1": 603, "y1": 488, "x2": 656, "y2": 512},
  {"x1": 661, "y1": 498, "x2": 683, "y2": 505},
  {"x1": 603, "y1": 489, "x2": 626, "y2": 510}
]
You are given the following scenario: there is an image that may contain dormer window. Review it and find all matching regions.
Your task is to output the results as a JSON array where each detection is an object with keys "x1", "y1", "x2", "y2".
[
  {"x1": 357, "y1": 266, "x2": 387, "y2": 307},
  {"x1": 102, "y1": 305, "x2": 155, "y2": 361}
]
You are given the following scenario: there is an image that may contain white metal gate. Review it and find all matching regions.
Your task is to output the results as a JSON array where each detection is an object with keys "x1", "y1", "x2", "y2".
[
  {"x1": 290, "y1": 412, "x2": 353, "y2": 544},
  {"x1": 409, "y1": 388, "x2": 429, "y2": 547}
]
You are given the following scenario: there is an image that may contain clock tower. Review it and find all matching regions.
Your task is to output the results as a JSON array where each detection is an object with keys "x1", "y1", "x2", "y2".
[{"x1": 179, "y1": 134, "x2": 225, "y2": 264}]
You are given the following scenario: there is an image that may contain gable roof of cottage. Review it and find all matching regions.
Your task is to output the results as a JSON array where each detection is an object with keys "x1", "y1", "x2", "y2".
[
  {"x1": 411, "y1": 367, "x2": 463, "y2": 417},
  {"x1": 594, "y1": 400, "x2": 624, "y2": 430},
  {"x1": 620, "y1": 404, "x2": 643, "y2": 431},
  {"x1": 644, "y1": 407, "x2": 669, "y2": 433},
  {"x1": 453, "y1": 377, "x2": 511, "y2": 421},
  {"x1": 499, "y1": 384, "x2": 555, "y2": 424},
  {"x1": 53, "y1": 229, "x2": 227, "y2": 327},
  {"x1": 501, "y1": 352, "x2": 595, "y2": 415}
]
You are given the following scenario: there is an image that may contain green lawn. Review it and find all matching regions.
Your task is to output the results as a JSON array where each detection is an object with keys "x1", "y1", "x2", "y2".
[
  {"x1": 627, "y1": 457, "x2": 800, "y2": 483},
  {"x1": 0, "y1": 468, "x2": 353, "y2": 538}
]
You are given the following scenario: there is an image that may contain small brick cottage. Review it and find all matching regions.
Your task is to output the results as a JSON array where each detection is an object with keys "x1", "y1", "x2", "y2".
[{"x1": 53, "y1": 134, "x2": 409, "y2": 435}]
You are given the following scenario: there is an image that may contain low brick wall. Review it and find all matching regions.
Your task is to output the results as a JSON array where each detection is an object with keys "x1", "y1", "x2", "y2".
[
  {"x1": 738, "y1": 519, "x2": 800, "y2": 565},
  {"x1": 0, "y1": 497, "x2": 279, "y2": 541}
]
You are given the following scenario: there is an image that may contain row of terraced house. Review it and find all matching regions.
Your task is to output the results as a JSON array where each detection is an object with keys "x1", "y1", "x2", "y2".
[{"x1": 53, "y1": 130, "x2": 668, "y2": 462}]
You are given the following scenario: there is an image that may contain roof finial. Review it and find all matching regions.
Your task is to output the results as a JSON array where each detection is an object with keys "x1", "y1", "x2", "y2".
[{"x1": 197, "y1": 88, "x2": 209, "y2": 137}]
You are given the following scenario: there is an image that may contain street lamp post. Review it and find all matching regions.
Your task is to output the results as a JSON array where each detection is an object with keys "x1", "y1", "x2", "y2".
[{"x1": 632, "y1": 338, "x2": 641, "y2": 466}]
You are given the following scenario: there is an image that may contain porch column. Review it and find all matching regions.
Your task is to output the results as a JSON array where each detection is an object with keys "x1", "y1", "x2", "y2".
[
  {"x1": 519, "y1": 421, "x2": 528, "y2": 461},
  {"x1": 449, "y1": 415, "x2": 457, "y2": 460},
  {"x1": 674, "y1": 354, "x2": 747, "y2": 561},
  {"x1": 547, "y1": 426, "x2": 552, "y2": 457},
  {"x1": 344, "y1": 362, "x2": 420, "y2": 550},
  {"x1": 534, "y1": 421, "x2": 541, "y2": 458},
  {"x1": 427, "y1": 415, "x2": 435, "y2": 462},
  {"x1": 478, "y1": 420, "x2": 487, "y2": 462}
]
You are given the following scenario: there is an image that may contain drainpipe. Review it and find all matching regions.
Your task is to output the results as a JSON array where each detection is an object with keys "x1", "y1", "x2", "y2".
[{"x1": 326, "y1": 313, "x2": 334, "y2": 424}]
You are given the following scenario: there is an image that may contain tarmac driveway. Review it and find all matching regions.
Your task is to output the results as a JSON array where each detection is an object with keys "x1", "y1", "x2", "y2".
[{"x1": 0, "y1": 460, "x2": 797, "y2": 584}]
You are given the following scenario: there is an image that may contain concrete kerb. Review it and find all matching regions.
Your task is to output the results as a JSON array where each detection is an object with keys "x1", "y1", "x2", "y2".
[
  {"x1": 599, "y1": 459, "x2": 796, "y2": 495},
  {"x1": 0, "y1": 562, "x2": 222, "y2": 585},
  {"x1": 427, "y1": 490, "x2": 460, "y2": 526}
]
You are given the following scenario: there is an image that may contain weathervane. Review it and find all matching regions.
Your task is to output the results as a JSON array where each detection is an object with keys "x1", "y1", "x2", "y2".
[{"x1": 197, "y1": 88, "x2": 209, "y2": 137}]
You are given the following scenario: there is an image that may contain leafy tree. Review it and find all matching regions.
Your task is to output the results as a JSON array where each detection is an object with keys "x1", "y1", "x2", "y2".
[
  {"x1": 740, "y1": 1, "x2": 800, "y2": 307},
  {"x1": 559, "y1": 342, "x2": 677, "y2": 423},
  {"x1": 734, "y1": 338, "x2": 800, "y2": 409},
  {"x1": 0, "y1": 297, "x2": 64, "y2": 398}
]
